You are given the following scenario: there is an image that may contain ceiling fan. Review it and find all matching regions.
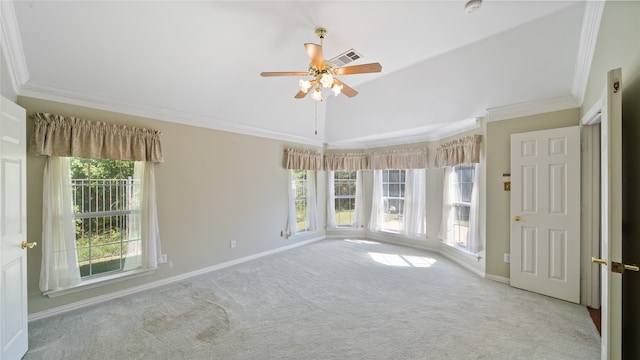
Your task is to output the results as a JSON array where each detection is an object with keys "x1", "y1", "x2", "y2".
[{"x1": 260, "y1": 28, "x2": 382, "y2": 101}]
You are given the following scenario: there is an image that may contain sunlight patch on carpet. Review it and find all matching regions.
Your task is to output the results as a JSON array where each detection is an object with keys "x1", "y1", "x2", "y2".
[{"x1": 369, "y1": 252, "x2": 436, "y2": 267}]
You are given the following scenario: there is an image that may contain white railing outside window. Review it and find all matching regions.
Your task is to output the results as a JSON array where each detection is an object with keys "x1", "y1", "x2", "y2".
[{"x1": 72, "y1": 177, "x2": 141, "y2": 278}]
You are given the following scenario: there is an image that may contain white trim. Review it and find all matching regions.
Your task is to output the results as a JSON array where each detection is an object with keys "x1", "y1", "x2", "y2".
[
  {"x1": 17, "y1": 83, "x2": 325, "y2": 148},
  {"x1": 485, "y1": 274, "x2": 510, "y2": 284},
  {"x1": 580, "y1": 124, "x2": 601, "y2": 308},
  {"x1": 581, "y1": 94, "x2": 603, "y2": 125},
  {"x1": 326, "y1": 118, "x2": 481, "y2": 150},
  {"x1": 28, "y1": 236, "x2": 323, "y2": 322},
  {"x1": 438, "y1": 244, "x2": 484, "y2": 278},
  {"x1": 486, "y1": 96, "x2": 580, "y2": 123},
  {"x1": 43, "y1": 269, "x2": 154, "y2": 298},
  {"x1": 571, "y1": 1, "x2": 605, "y2": 105},
  {"x1": 0, "y1": 1, "x2": 29, "y2": 91}
]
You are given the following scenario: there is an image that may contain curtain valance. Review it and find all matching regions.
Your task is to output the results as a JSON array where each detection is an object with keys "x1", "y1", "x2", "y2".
[
  {"x1": 285, "y1": 148, "x2": 322, "y2": 170},
  {"x1": 31, "y1": 113, "x2": 164, "y2": 162},
  {"x1": 370, "y1": 147, "x2": 428, "y2": 170},
  {"x1": 324, "y1": 152, "x2": 369, "y2": 171},
  {"x1": 434, "y1": 134, "x2": 481, "y2": 168}
]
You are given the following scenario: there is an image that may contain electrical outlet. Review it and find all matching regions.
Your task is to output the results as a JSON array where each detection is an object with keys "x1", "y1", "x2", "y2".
[
  {"x1": 230, "y1": 240, "x2": 237, "y2": 249},
  {"x1": 504, "y1": 253, "x2": 511, "y2": 263},
  {"x1": 159, "y1": 254, "x2": 168, "y2": 263},
  {"x1": 280, "y1": 230, "x2": 285, "y2": 237}
]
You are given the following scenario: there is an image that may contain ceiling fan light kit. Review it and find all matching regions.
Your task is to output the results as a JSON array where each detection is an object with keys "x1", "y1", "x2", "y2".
[{"x1": 261, "y1": 27, "x2": 382, "y2": 102}]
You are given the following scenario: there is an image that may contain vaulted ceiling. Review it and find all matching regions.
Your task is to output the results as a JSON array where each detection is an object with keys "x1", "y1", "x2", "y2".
[{"x1": 1, "y1": 1, "x2": 595, "y2": 148}]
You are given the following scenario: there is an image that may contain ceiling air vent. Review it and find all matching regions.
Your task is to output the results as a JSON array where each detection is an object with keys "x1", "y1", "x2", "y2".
[{"x1": 330, "y1": 49, "x2": 363, "y2": 68}]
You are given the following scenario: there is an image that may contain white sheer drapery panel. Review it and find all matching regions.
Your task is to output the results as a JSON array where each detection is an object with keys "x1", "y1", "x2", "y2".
[
  {"x1": 368, "y1": 171, "x2": 385, "y2": 232},
  {"x1": 326, "y1": 171, "x2": 364, "y2": 229},
  {"x1": 306, "y1": 171, "x2": 318, "y2": 232},
  {"x1": 124, "y1": 162, "x2": 162, "y2": 271},
  {"x1": 439, "y1": 164, "x2": 481, "y2": 254},
  {"x1": 354, "y1": 171, "x2": 364, "y2": 228},
  {"x1": 438, "y1": 167, "x2": 454, "y2": 242},
  {"x1": 285, "y1": 148, "x2": 322, "y2": 170},
  {"x1": 326, "y1": 172, "x2": 337, "y2": 228},
  {"x1": 324, "y1": 153, "x2": 368, "y2": 171},
  {"x1": 402, "y1": 169, "x2": 426, "y2": 237},
  {"x1": 434, "y1": 134, "x2": 481, "y2": 168},
  {"x1": 286, "y1": 171, "x2": 298, "y2": 236},
  {"x1": 31, "y1": 113, "x2": 163, "y2": 163},
  {"x1": 39, "y1": 157, "x2": 81, "y2": 292},
  {"x1": 468, "y1": 164, "x2": 482, "y2": 253},
  {"x1": 370, "y1": 147, "x2": 428, "y2": 170}
]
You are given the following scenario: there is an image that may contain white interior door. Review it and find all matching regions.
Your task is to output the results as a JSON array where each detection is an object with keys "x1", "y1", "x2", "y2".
[
  {"x1": 598, "y1": 68, "x2": 623, "y2": 359},
  {"x1": 510, "y1": 126, "x2": 581, "y2": 303},
  {"x1": 0, "y1": 96, "x2": 28, "y2": 360}
]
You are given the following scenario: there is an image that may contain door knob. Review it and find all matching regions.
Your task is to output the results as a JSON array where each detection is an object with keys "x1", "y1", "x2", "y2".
[
  {"x1": 592, "y1": 257, "x2": 607, "y2": 265},
  {"x1": 21, "y1": 241, "x2": 37, "y2": 249},
  {"x1": 513, "y1": 215, "x2": 521, "y2": 221}
]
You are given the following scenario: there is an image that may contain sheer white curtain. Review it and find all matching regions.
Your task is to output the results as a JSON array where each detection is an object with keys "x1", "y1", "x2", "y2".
[
  {"x1": 439, "y1": 167, "x2": 454, "y2": 242},
  {"x1": 439, "y1": 164, "x2": 482, "y2": 253},
  {"x1": 306, "y1": 171, "x2": 318, "y2": 232},
  {"x1": 354, "y1": 171, "x2": 364, "y2": 228},
  {"x1": 402, "y1": 169, "x2": 426, "y2": 237},
  {"x1": 124, "y1": 162, "x2": 162, "y2": 271},
  {"x1": 39, "y1": 157, "x2": 81, "y2": 292},
  {"x1": 286, "y1": 170, "x2": 298, "y2": 236},
  {"x1": 468, "y1": 164, "x2": 482, "y2": 253},
  {"x1": 286, "y1": 170, "x2": 318, "y2": 235},
  {"x1": 368, "y1": 171, "x2": 384, "y2": 232},
  {"x1": 327, "y1": 172, "x2": 337, "y2": 228}
]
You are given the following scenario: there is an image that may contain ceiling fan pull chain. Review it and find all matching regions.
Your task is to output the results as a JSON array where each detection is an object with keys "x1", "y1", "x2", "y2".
[{"x1": 314, "y1": 101, "x2": 318, "y2": 135}]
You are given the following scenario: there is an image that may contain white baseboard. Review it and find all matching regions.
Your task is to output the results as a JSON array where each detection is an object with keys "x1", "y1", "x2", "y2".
[
  {"x1": 28, "y1": 236, "x2": 324, "y2": 322},
  {"x1": 485, "y1": 273, "x2": 510, "y2": 284},
  {"x1": 438, "y1": 250, "x2": 485, "y2": 279}
]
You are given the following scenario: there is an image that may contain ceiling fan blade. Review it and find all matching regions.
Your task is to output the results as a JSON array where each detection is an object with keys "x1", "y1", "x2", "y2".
[
  {"x1": 334, "y1": 79, "x2": 358, "y2": 98},
  {"x1": 334, "y1": 63, "x2": 382, "y2": 76},
  {"x1": 261, "y1": 71, "x2": 309, "y2": 77},
  {"x1": 294, "y1": 80, "x2": 317, "y2": 99},
  {"x1": 305, "y1": 43, "x2": 325, "y2": 69}
]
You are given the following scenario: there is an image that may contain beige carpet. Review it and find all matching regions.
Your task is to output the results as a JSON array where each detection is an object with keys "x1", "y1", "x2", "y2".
[{"x1": 24, "y1": 239, "x2": 600, "y2": 359}]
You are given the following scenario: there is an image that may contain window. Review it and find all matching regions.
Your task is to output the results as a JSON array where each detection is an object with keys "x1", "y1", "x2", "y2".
[
  {"x1": 292, "y1": 169, "x2": 309, "y2": 233},
  {"x1": 370, "y1": 168, "x2": 426, "y2": 237},
  {"x1": 33, "y1": 113, "x2": 163, "y2": 294},
  {"x1": 71, "y1": 158, "x2": 139, "y2": 278},
  {"x1": 382, "y1": 170, "x2": 406, "y2": 232},
  {"x1": 332, "y1": 170, "x2": 357, "y2": 226},
  {"x1": 441, "y1": 164, "x2": 479, "y2": 253},
  {"x1": 289, "y1": 169, "x2": 317, "y2": 235}
]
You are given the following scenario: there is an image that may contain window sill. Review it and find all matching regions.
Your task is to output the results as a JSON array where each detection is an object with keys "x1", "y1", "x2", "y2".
[{"x1": 43, "y1": 268, "x2": 154, "y2": 298}]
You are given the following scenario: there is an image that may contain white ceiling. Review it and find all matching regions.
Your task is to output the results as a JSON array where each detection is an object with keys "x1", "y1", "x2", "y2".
[{"x1": 2, "y1": 1, "x2": 592, "y2": 148}]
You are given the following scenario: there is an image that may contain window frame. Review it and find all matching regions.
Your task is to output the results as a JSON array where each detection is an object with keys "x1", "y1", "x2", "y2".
[
  {"x1": 381, "y1": 169, "x2": 406, "y2": 233},
  {"x1": 332, "y1": 170, "x2": 358, "y2": 227},
  {"x1": 70, "y1": 158, "x2": 141, "y2": 280},
  {"x1": 443, "y1": 164, "x2": 476, "y2": 252}
]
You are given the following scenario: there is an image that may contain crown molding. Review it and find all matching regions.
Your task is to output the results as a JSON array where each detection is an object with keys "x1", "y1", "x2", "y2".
[
  {"x1": 325, "y1": 118, "x2": 481, "y2": 150},
  {"x1": 0, "y1": 1, "x2": 29, "y2": 91},
  {"x1": 19, "y1": 84, "x2": 325, "y2": 147},
  {"x1": 571, "y1": 1, "x2": 605, "y2": 106},
  {"x1": 486, "y1": 96, "x2": 580, "y2": 123}
]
